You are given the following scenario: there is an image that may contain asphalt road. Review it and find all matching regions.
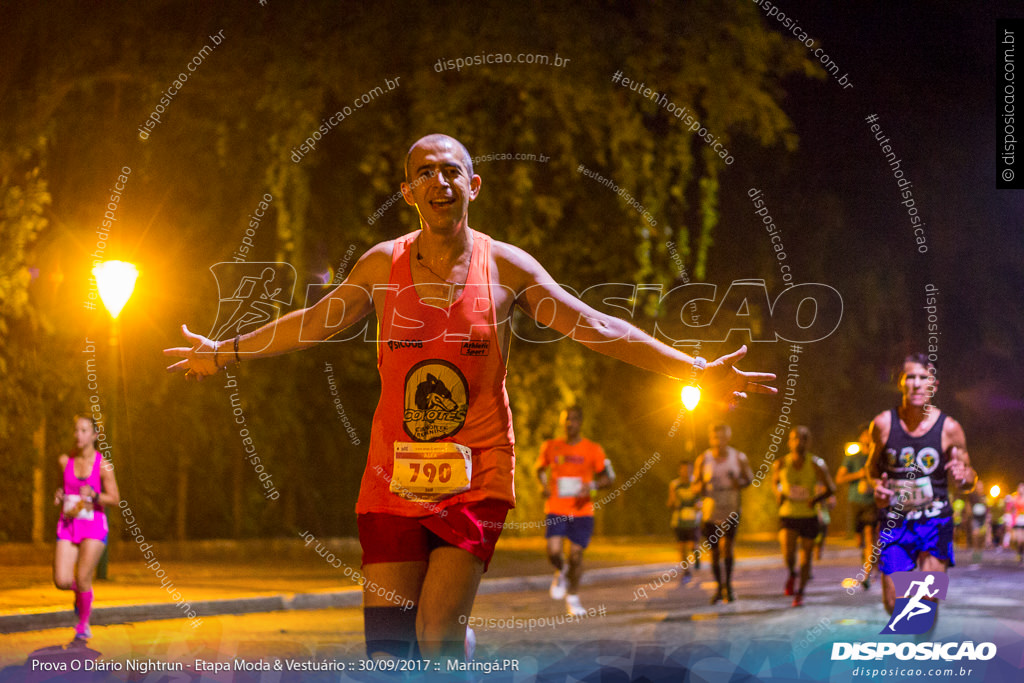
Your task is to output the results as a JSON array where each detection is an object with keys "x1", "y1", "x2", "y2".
[{"x1": 2, "y1": 552, "x2": 1022, "y2": 682}]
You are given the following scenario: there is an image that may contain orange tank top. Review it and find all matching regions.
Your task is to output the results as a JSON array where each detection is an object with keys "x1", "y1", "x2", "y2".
[
  {"x1": 355, "y1": 229, "x2": 516, "y2": 515},
  {"x1": 538, "y1": 438, "x2": 606, "y2": 517}
]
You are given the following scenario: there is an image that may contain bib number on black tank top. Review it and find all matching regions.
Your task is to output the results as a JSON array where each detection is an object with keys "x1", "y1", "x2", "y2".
[{"x1": 890, "y1": 477, "x2": 934, "y2": 509}]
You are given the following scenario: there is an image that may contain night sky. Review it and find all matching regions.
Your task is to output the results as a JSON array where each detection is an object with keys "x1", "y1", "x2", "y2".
[{"x1": 726, "y1": 1, "x2": 1024, "y2": 487}]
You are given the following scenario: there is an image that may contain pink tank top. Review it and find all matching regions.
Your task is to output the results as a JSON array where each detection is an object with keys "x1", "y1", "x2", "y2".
[
  {"x1": 355, "y1": 229, "x2": 515, "y2": 515},
  {"x1": 64, "y1": 452, "x2": 103, "y2": 506}
]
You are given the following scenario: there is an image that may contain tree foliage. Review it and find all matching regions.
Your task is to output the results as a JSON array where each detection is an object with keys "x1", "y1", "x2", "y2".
[{"x1": 0, "y1": 1, "x2": 818, "y2": 540}]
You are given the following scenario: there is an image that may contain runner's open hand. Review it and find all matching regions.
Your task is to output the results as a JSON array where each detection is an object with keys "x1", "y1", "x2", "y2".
[
  {"x1": 945, "y1": 448, "x2": 973, "y2": 487},
  {"x1": 702, "y1": 345, "x2": 777, "y2": 403},
  {"x1": 163, "y1": 324, "x2": 220, "y2": 381}
]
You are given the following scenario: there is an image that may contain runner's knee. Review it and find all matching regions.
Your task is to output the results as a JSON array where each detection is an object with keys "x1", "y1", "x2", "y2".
[
  {"x1": 547, "y1": 551, "x2": 564, "y2": 569},
  {"x1": 74, "y1": 571, "x2": 93, "y2": 591}
]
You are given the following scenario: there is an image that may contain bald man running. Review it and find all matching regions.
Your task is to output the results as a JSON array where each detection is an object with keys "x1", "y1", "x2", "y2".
[{"x1": 165, "y1": 133, "x2": 776, "y2": 661}]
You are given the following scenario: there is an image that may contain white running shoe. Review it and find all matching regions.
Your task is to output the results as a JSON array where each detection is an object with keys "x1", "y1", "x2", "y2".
[
  {"x1": 549, "y1": 570, "x2": 568, "y2": 600},
  {"x1": 566, "y1": 594, "x2": 586, "y2": 616}
]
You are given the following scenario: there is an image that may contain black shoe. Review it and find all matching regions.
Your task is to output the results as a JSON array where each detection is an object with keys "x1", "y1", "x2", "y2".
[
  {"x1": 725, "y1": 587, "x2": 736, "y2": 603},
  {"x1": 710, "y1": 589, "x2": 723, "y2": 605}
]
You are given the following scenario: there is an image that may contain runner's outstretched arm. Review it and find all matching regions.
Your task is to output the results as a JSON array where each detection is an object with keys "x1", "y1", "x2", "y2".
[
  {"x1": 163, "y1": 245, "x2": 388, "y2": 378},
  {"x1": 498, "y1": 243, "x2": 776, "y2": 402}
]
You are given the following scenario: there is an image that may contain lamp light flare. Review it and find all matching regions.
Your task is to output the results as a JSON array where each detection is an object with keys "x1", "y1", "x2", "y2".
[
  {"x1": 681, "y1": 385, "x2": 701, "y2": 411},
  {"x1": 92, "y1": 261, "x2": 139, "y2": 319},
  {"x1": 990, "y1": 485, "x2": 1001, "y2": 498},
  {"x1": 845, "y1": 442, "x2": 862, "y2": 456}
]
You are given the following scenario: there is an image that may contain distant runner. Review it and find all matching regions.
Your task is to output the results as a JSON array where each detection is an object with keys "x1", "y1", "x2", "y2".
[
  {"x1": 53, "y1": 415, "x2": 121, "y2": 642},
  {"x1": 835, "y1": 426, "x2": 877, "y2": 588},
  {"x1": 867, "y1": 353, "x2": 976, "y2": 618},
  {"x1": 773, "y1": 426, "x2": 835, "y2": 607},
  {"x1": 535, "y1": 405, "x2": 613, "y2": 615},
  {"x1": 667, "y1": 460, "x2": 701, "y2": 583},
  {"x1": 693, "y1": 424, "x2": 753, "y2": 604}
]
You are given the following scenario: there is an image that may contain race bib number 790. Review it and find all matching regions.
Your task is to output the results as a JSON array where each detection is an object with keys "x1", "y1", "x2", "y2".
[{"x1": 391, "y1": 442, "x2": 472, "y2": 501}]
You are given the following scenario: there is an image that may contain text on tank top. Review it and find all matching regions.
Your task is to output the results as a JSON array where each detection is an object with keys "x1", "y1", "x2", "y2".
[
  {"x1": 779, "y1": 454, "x2": 818, "y2": 519},
  {"x1": 355, "y1": 229, "x2": 515, "y2": 515},
  {"x1": 62, "y1": 453, "x2": 104, "y2": 520},
  {"x1": 881, "y1": 408, "x2": 950, "y2": 521}
]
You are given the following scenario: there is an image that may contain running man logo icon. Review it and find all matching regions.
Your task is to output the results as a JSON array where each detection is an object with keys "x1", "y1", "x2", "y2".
[
  {"x1": 207, "y1": 262, "x2": 296, "y2": 343},
  {"x1": 880, "y1": 571, "x2": 949, "y2": 634}
]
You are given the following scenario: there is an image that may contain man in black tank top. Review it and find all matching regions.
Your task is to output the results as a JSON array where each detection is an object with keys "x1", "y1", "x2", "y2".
[{"x1": 866, "y1": 353, "x2": 976, "y2": 617}]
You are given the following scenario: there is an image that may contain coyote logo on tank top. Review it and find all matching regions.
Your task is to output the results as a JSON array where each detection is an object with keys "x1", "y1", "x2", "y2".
[{"x1": 403, "y1": 359, "x2": 469, "y2": 441}]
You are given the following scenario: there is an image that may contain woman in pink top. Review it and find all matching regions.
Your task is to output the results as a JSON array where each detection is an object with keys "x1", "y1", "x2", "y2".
[{"x1": 53, "y1": 414, "x2": 120, "y2": 641}]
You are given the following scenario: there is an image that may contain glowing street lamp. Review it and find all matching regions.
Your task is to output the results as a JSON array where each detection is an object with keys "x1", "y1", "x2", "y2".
[
  {"x1": 845, "y1": 442, "x2": 862, "y2": 456},
  {"x1": 92, "y1": 261, "x2": 138, "y2": 319},
  {"x1": 680, "y1": 384, "x2": 701, "y2": 412},
  {"x1": 90, "y1": 259, "x2": 137, "y2": 578},
  {"x1": 677, "y1": 383, "x2": 701, "y2": 463},
  {"x1": 990, "y1": 485, "x2": 1001, "y2": 499}
]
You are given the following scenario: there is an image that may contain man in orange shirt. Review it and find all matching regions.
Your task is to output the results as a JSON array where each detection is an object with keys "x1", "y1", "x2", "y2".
[
  {"x1": 536, "y1": 405, "x2": 613, "y2": 616},
  {"x1": 166, "y1": 134, "x2": 777, "y2": 662}
]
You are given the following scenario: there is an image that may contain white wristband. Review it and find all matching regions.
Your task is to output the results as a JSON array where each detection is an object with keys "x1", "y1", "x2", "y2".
[{"x1": 691, "y1": 356, "x2": 706, "y2": 381}]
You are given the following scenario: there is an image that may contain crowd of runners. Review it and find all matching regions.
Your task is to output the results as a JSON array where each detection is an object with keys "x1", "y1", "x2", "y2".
[{"x1": 669, "y1": 351, "x2": 982, "y2": 620}]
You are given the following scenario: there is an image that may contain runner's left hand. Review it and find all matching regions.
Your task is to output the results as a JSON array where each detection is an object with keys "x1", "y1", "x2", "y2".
[
  {"x1": 945, "y1": 449, "x2": 973, "y2": 487},
  {"x1": 702, "y1": 345, "x2": 777, "y2": 404},
  {"x1": 163, "y1": 324, "x2": 220, "y2": 381}
]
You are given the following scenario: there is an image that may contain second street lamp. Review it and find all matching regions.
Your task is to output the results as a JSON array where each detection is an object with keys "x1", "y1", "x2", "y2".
[{"x1": 90, "y1": 260, "x2": 138, "y2": 579}]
